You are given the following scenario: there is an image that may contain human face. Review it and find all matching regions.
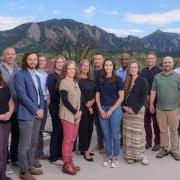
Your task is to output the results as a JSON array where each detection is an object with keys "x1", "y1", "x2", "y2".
[
  {"x1": 66, "y1": 63, "x2": 76, "y2": 79},
  {"x1": 104, "y1": 60, "x2": 113, "y2": 76},
  {"x1": 94, "y1": 54, "x2": 104, "y2": 69},
  {"x1": 38, "y1": 56, "x2": 47, "y2": 69},
  {"x1": 3, "y1": 48, "x2": 16, "y2": 65},
  {"x1": 80, "y1": 61, "x2": 90, "y2": 75},
  {"x1": 163, "y1": 57, "x2": 174, "y2": 72},
  {"x1": 129, "y1": 63, "x2": 139, "y2": 76},
  {"x1": 147, "y1": 54, "x2": 157, "y2": 67},
  {"x1": 26, "y1": 53, "x2": 38, "y2": 70},
  {"x1": 121, "y1": 54, "x2": 129, "y2": 68},
  {"x1": 55, "y1": 58, "x2": 65, "y2": 71}
]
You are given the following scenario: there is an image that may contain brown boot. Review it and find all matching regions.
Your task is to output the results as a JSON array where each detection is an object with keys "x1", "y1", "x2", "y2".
[
  {"x1": 62, "y1": 162, "x2": 77, "y2": 175},
  {"x1": 70, "y1": 160, "x2": 80, "y2": 172},
  {"x1": 19, "y1": 172, "x2": 36, "y2": 180},
  {"x1": 29, "y1": 167, "x2": 43, "y2": 175}
]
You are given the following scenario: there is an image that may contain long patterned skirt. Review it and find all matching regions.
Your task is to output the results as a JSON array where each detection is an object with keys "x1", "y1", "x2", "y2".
[{"x1": 123, "y1": 108, "x2": 146, "y2": 160}]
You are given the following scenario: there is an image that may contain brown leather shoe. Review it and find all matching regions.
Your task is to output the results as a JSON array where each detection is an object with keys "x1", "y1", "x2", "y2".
[
  {"x1": 62, "y1": 162, "x2": 77, "y2": 175},
  {"x1": 156, "y1": 149, "x2": 169, "y2": 158},
  {"x1": 19, "y1": 172, "x2": 36, "y2": 180},
  {"x1": 152, "y1": 144, "x2": 161, "y2": 151},
  {"x1": 29, "y1": 167, "x2": 43, "y2": 175},
  {"x1": 171, "y1": 152, "x2": 180, "y2": 161},
  {"x1": 70, "y1": 160, "x2": 80, "y2": 172}
]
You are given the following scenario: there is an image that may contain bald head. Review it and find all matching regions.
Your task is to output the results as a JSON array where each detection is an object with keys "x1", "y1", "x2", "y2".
[
  {"x1": 162, "y1": 56, "x2": 174, "y2": 72},
  {"x1": 120, "y1": 53, "x2": 130, "y2": 69},
  {"x1": 3, "y1": 47, "x2": 16, "y2": 65}
]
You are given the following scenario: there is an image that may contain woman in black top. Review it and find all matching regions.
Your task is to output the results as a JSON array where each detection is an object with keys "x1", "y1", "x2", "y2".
[
  {"x1": 47, "y1": 56, "x2": 66, "y2": 164},
  {"x1": 0, "y1": 70, "x2": 14, "y2": 180},
  {"x1": 78, "y1": 59, "x2": 96, "y2": 162},
  {"x1": 123, "y1": 60, "x2": 149, "y2": 165}
]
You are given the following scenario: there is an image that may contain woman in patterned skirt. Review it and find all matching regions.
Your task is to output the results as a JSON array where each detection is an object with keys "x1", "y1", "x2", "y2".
[{"x1": 123, "y1": 60, "x2": 149, "y2": 165}]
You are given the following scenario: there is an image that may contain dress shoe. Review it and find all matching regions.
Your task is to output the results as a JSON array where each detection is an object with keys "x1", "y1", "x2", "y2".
[
  {"x1": 83, "y1": 154, "x2": 94, "y2": 162},
  {"x1": 80, "y1": 151, "x2": 95, "y2": 156},
  {"x1": 19, "y1": 172, "x2": 36, "y2": 180},
  {"x1": 29, "y1": 167, "x2": 43, "y2": 175},
  {"x1": 145, "y1": 144, "x2": 152, "y2": 149},
  {"x1": 152, "y1": 144, "x2": 161, "y2": 151}
]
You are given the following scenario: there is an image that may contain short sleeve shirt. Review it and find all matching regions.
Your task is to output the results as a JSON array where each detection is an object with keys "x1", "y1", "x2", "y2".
[{"x1": 151, "y1": 72, "x2": 180, "y2": 110}]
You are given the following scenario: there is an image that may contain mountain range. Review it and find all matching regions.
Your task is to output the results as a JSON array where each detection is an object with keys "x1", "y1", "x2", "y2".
[{"x1": 0, "y1": 18, "x2": 180, "y2": 55}]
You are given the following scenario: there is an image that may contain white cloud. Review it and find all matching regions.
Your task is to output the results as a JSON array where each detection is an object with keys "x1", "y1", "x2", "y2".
[
  {"x1": 107, "y1": 10, "x2": 119, "y2": 16},
  {"x1": 126, "y1": 8, "x2": 180, "y2": 25},
  {"x1": 102, "y1": 27, "x2": 144, "y2": 37},
  {"x1": 52, "y1": 10, "x2": 59, "y2": 15},
  {"x1": 163, "y1": 28, "x2": 180, "y2": 34},
  {"x1": 83, "y1": 6, "x2": 96, "y2": 17},
  {"x1": 0, "y1": 16, "x2": 35, "y2": 31}
]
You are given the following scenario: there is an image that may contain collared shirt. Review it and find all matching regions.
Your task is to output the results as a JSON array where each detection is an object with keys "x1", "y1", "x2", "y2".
[
  {"x1": 151, "y1": 72, "x2": 180, "y2": 110},
  {"x1": 0, "y1": 62, "x2": 20, "y2": 108},
  {"x1": 116, "y1": 67, "x2": 127, "y2": 82},
  {"x1": 28, "y1": 69, "x2": 40, "y2": 105},
  {"x1": 36, "y1": 69, "x2": 49, "y2": 100},
  {"x1": 174, "y1": 67, "x2": 180, "y2": 75},
  {"x1": 141, "y1": 65, "x2": 162, "y2": 95}
]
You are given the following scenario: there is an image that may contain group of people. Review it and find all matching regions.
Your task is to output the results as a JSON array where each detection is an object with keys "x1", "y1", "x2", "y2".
[{"x1": 0, "y1": 47, "x2": 179, "y2": 180}]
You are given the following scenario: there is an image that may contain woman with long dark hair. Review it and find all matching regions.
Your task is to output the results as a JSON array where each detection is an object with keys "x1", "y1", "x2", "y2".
[
  {"x1": 123, "y1": 60, "x2": 149, "y2": 165},
  {"x1": 0, "y1": 70, "x2": 14, "y2": 180},
  {"x1": 96, "y1": 58, "x2": 124, "y2": 168},
  {"x1": 47, "y1": 56, "x2": 66, "y2": 164},
  {"x1": 59, "y1": 61, "x2": 82, "y2": 175},
  {"x1": 78, "y1": 59, "x2": 96, "y2": 161}
]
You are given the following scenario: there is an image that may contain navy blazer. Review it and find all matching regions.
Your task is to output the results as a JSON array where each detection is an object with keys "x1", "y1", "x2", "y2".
[{"x1": 14, "y1": 69, "x2": 44, "y2": 121}]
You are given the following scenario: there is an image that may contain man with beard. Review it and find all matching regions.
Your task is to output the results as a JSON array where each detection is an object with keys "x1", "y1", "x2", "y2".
[{"x1": 14, "y1": 52, "x2": 44, "y2": 180}]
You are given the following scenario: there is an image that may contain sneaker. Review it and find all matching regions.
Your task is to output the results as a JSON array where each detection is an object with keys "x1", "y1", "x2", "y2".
[
  {"x1": 103, "y1": 158, "x2": 111, "y2": 167},
  {"x1": 126, "y1": 159, "x2": 135, "y2": 164},
  {"x1": 156, "y1": 149, "x2": 169, "y2": 158},
  {"x1": 33, "y1": 159, "x2": 42, "y2": 168},
  {"x1": 152, "y1": 144, "x2": 161, "y2": 151},
  {"x1": 171, "y1": 152, "x2": 180, "y2": 161},
  {"x1": 141, "y1": 156, "x2": 149, "y2": 165},
  {"x1": 6, "y1": 164, "x2": 14, "y2": 175},
  {"x1": 111, "y1": 159, "x2": 119, "y2": 168}
]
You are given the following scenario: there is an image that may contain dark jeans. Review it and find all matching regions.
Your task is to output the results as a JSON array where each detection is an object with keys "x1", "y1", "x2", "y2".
[
  {"x1": 144, "y1": 108, "x2": 160, "y2": 145},
  {"x1": 94, "y1": 106, "x2": 104, "y2": 148},
  {"x1": 78, "y1": 110, "x2": 94, "y2": 151},
  {"x1": 35, "y1": 102, "x2": 48, "y2": 157},
  {"x1": 48, "y1": 103, "x2": 63, "y2": 162},
  {"x1": 10, "y1": 112, "x2": 19, "y2": 163},
  {"x1": 18, "y1": 119, "x2": 41, "y2": 172},
  {"x1": 0, "y1": 123, "x2": 11, "y2": 179}
]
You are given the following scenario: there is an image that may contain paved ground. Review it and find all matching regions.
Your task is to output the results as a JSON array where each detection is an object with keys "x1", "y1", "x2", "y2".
[{"x1": 8, "y1": 115, "x2": 180, "y2": 180}]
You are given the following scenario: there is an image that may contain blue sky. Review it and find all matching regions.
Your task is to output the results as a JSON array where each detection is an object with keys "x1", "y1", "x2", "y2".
[{"x1": 1, "y1": 0, "x2": 180, "y2": 37}]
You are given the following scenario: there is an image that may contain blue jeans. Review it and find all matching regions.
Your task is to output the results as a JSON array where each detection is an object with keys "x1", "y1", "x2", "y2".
[{"x1": 99, "y1": 106, "x2": 123, "y2": 158}]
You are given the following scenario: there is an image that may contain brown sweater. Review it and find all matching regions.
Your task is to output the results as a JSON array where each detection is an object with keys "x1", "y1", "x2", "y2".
[{"x1": 59, "y1": 78, "x2": 81, "y2": 124}]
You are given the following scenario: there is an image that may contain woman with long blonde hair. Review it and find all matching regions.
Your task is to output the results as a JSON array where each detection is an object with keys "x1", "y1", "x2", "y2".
[{"x1": 123, "y1": 60, "x2": 149, "y2": 165}]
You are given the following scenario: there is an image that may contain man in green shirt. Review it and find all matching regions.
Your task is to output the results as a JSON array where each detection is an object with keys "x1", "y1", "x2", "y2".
[{"x1": 150, "y1": 56, "x2": 180, "y2": 161}]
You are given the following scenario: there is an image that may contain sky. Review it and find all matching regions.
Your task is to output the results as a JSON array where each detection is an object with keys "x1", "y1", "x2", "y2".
[{"x1": 1, "y1": 0, "x2": 180, "y2": 37}]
